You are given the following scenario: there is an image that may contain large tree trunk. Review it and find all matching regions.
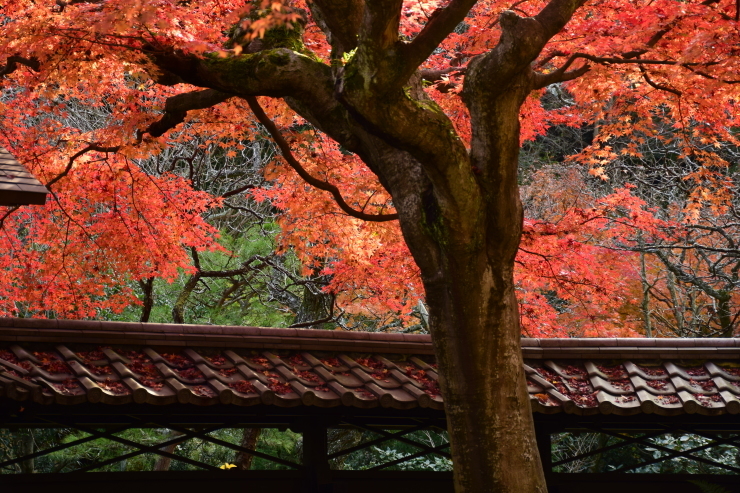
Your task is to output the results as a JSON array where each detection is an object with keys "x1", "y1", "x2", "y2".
[
  {"x1": 415, "y1": 71, "x2": 546, "y2": 491},
  {"x1": 150, "y1": 4, "x2": 582, "y2": 489}
]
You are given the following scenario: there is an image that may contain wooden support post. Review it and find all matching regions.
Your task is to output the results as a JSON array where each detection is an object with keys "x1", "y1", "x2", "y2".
[
  {"x1": 535, "y1": 425, "x2": 552, "y2": 473},
  {"x1": 535, "y1": 425, "x2": 555, "y2": 493},
  {"x1": 302, "y1": 417, "x2": 330, "y2": 493}
]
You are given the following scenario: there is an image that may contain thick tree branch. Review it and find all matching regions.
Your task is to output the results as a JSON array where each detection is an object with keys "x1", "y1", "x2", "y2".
[
  {"x1": 146, "y1": 89, "x2": 232, "y2": 138},
  {"x1": 361, "y1": 0, "x2": 404, "y2": 54},
  {"x1": 310, "y1": 0, "x2": 363, "y2": 55},
  {"x1": 533, "y1": 0, "x2": 587, "y2": 41},
  {"x1": 151, "y1": 48, "x2": 333, "y2": 99},
  {"x1": 53, "y1": 0, "x2": 104, "y2": 12},
  {"x1": 420, "y1": 66, "x2": 467, "y2": 83},
  {"x1": 245, "y1": 96, "x2": 398, "y2": 222},
  {"x1": 0, "y1": 56, "x2": 40, "y2": 77},
  {"x1": 403, "y1": 0, "x2": 477, "y2": 74},
  {"x1": 533, "y1": 62, "x2": 589, "y2": 88}
]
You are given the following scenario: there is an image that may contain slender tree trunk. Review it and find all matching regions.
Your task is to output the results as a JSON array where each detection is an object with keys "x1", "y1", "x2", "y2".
[
  {"x1": 235, "y1": 428, "x2": 261, "y2": 470},
  {"x1": 717, "y1": 295, "x2": 734, "y2": 338},
  {"x1": 640, "y1": 251, "x2": 653, "y2": 337},
  {"x1": 173, "y1": 247, "x2": 201, "y2": 324},
  {"x1": 292, "y1": 282, "x2": 333, "y2": 329},
  {"x1": 139, "y1": 277, "x2": 155, "y2": 323},
  {"x1": 153, "y1": 430, "x2": 185, "y2": 471},
  {"x1": 666, "y1": 271, "x2": 685, "y2": 336},
  {"x1": 19, "y1": 430, "x2": 34, "y2": 474}
]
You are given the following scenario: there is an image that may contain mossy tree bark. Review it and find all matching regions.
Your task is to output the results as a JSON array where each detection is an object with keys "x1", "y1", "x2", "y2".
[{"x1": 150, "y1": 0, "x2": 585, "y2": 490}]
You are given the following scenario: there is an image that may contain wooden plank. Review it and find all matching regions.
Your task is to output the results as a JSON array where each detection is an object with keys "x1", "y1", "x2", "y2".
[{"x1": 0, "y1": 147, "x2": 48, "y2": 206}]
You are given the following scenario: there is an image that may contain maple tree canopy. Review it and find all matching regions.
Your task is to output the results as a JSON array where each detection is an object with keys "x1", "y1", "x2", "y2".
[{"x1": 2, "y1": 0, "x2": 740, "y2": 491}]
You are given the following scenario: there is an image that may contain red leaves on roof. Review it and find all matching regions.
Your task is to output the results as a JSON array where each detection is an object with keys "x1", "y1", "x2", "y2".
[
  {"x1": 192, "y1": 385, "x2": 216, "y2": 398},
  {"x1": 647, "y1": 380, "x2": 668, "y2": 390},
  {"x1": 658, "y1": 395, "x2": 680, "y2": 405},
  {"x1": 321, "y1": 357, "x2": 341, "y2": 368},
  {"x1": 251, "y1": 356, "x2": 271, "y2": 368},
  {"x1": 0, "y1": 350, "x2": 19, "y2": 364},
  {"x1": 562, "y1": 365, "x2": 586, "y2": 377},
  {"x1": 140, "y1": 377, "x2": 164, "y2": 390},
  {"x1": 229, "y1": 380, "x2": 256, "y2": 394},
  {"x1": 76, "y1": 350, "x2": 106, "y2": 363},
  {"x1": 88, "y1": 365, "x2": 113, "y2": 376},
  {"x1": 639, "y1": 365, "x2": 666, "y2": 376},
  {"x1": 690, "y1": 379, "x2": 716, "y2": 392},
  {"x1": 295, "y1": 369, "x2": 322, "y2": 383},
  {"x1": 534, "y1": 393, "x2": 560, "y2": 406},
  {"x1": 287, "y1": 354, "x2": 307, "y2": 366},
  {"x1": 267, "y1": 379, "x2": 293, "y2": 394},
  {"x1": 610, "y1": 379, "x2": 633, "y2": 392},
  {"x1": 125, "y1": 351, "x2": 160, "y2": 378},
  {"x1": 99, "y1": 379, "x2": 130, "y2": 395},
  {"x1": 56, "y1": 378, "x2": 81, "y2": 395},
  {"x1": 354, "y1": 388, "x2": 376, "y2": 399},
  {"x1": 204, "y1": 354, "x2": 227, "y2": 366},
  {"x1": 176, "y1": 367, "x2": 205, "y2": 381},
  {"x1": 356, "y1": 357, "x2": 384, "y2": 370},
  {"x1": 597, "y1": 365, "x2": 628, "y2": 379},
  {"x1": 33, "y1": 351, "x2": 72, "y2": 374},
  {"x1": 218, "y1": 367, "x2": 238, "y2": 377},
  {"x1": 370, "y1": 369, "x2": 391, "y2": 383},
  {"x1": 695, "y1": 393, "x2": 722, "y2": 407},
  {"x1": 405, "y1": 365, "x2": 441, "y2": 397},
  {"x1": 161, "y1": 352, "x2": 193, "y2": 369},
  {"x1": 77, "y1": 349, "x2": 113, "y2": 375},
  {"x1": 686, "y1": 367, "x2": 708, "y2": 377},
  {"x1": 262, "y1": 370, "x2": 293, "y2": 394},
  {"x1": 536, "y1": 367, "x2": 597, "y2": 408}
]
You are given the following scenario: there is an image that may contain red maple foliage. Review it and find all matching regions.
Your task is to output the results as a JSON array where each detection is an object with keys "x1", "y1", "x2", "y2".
[{"x1": 0, "y1": 0, "x2": 726, "y2": 337}]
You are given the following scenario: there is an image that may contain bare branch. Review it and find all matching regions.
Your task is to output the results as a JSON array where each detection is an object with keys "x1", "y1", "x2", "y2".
[
  {"x1": 638, "y1": 64, "x2": 682, "y2": 96},
  {"x1": 533, "y1": 62, "x2": 590, "y2": 89},
  {"x1": 245, "y1": 96, "x2": 398, "y2": 222},
  {"x1": 46, "y1": 144, "x2": 121, "y2": 190},
  {"x1": 420, "y1": 66, "x2": 467, "y2": 83}
]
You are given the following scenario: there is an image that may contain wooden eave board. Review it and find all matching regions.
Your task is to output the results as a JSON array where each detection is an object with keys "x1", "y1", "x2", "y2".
[{"x1": 0, "y1": 147, "x2": 48, "y2": 206}]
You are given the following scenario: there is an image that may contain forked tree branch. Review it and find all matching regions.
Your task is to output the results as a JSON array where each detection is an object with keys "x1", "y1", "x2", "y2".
[
  {"x1": 46, "y1": 144, "x2": 121, "y2": 189},
  {"x1": 532, "y1": 62, "x2": 589, "y2": 88},
  {"x1": 244, "y1": 96, "x2": 398, "y2": 222},
  {"x1": 404, "y1": 0, "x2": 478, "y2": 72},
  {"x1": 0, "y1": 56, "x2": 40, "y2": 77},
  {"x1": 534, "y1": 0, "x2": 726, "y2": 88},
  {"x1": 638, "y1": 64, "x2": 682, "y2": 96}
]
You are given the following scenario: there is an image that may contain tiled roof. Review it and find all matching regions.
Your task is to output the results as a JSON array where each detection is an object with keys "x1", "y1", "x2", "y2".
[
  {"x1": 0, "y1": 318, "x2": 739, "y2": 416},
  {"x1": 0, "y1": 147, "x2": 48, "y2": 206}
]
